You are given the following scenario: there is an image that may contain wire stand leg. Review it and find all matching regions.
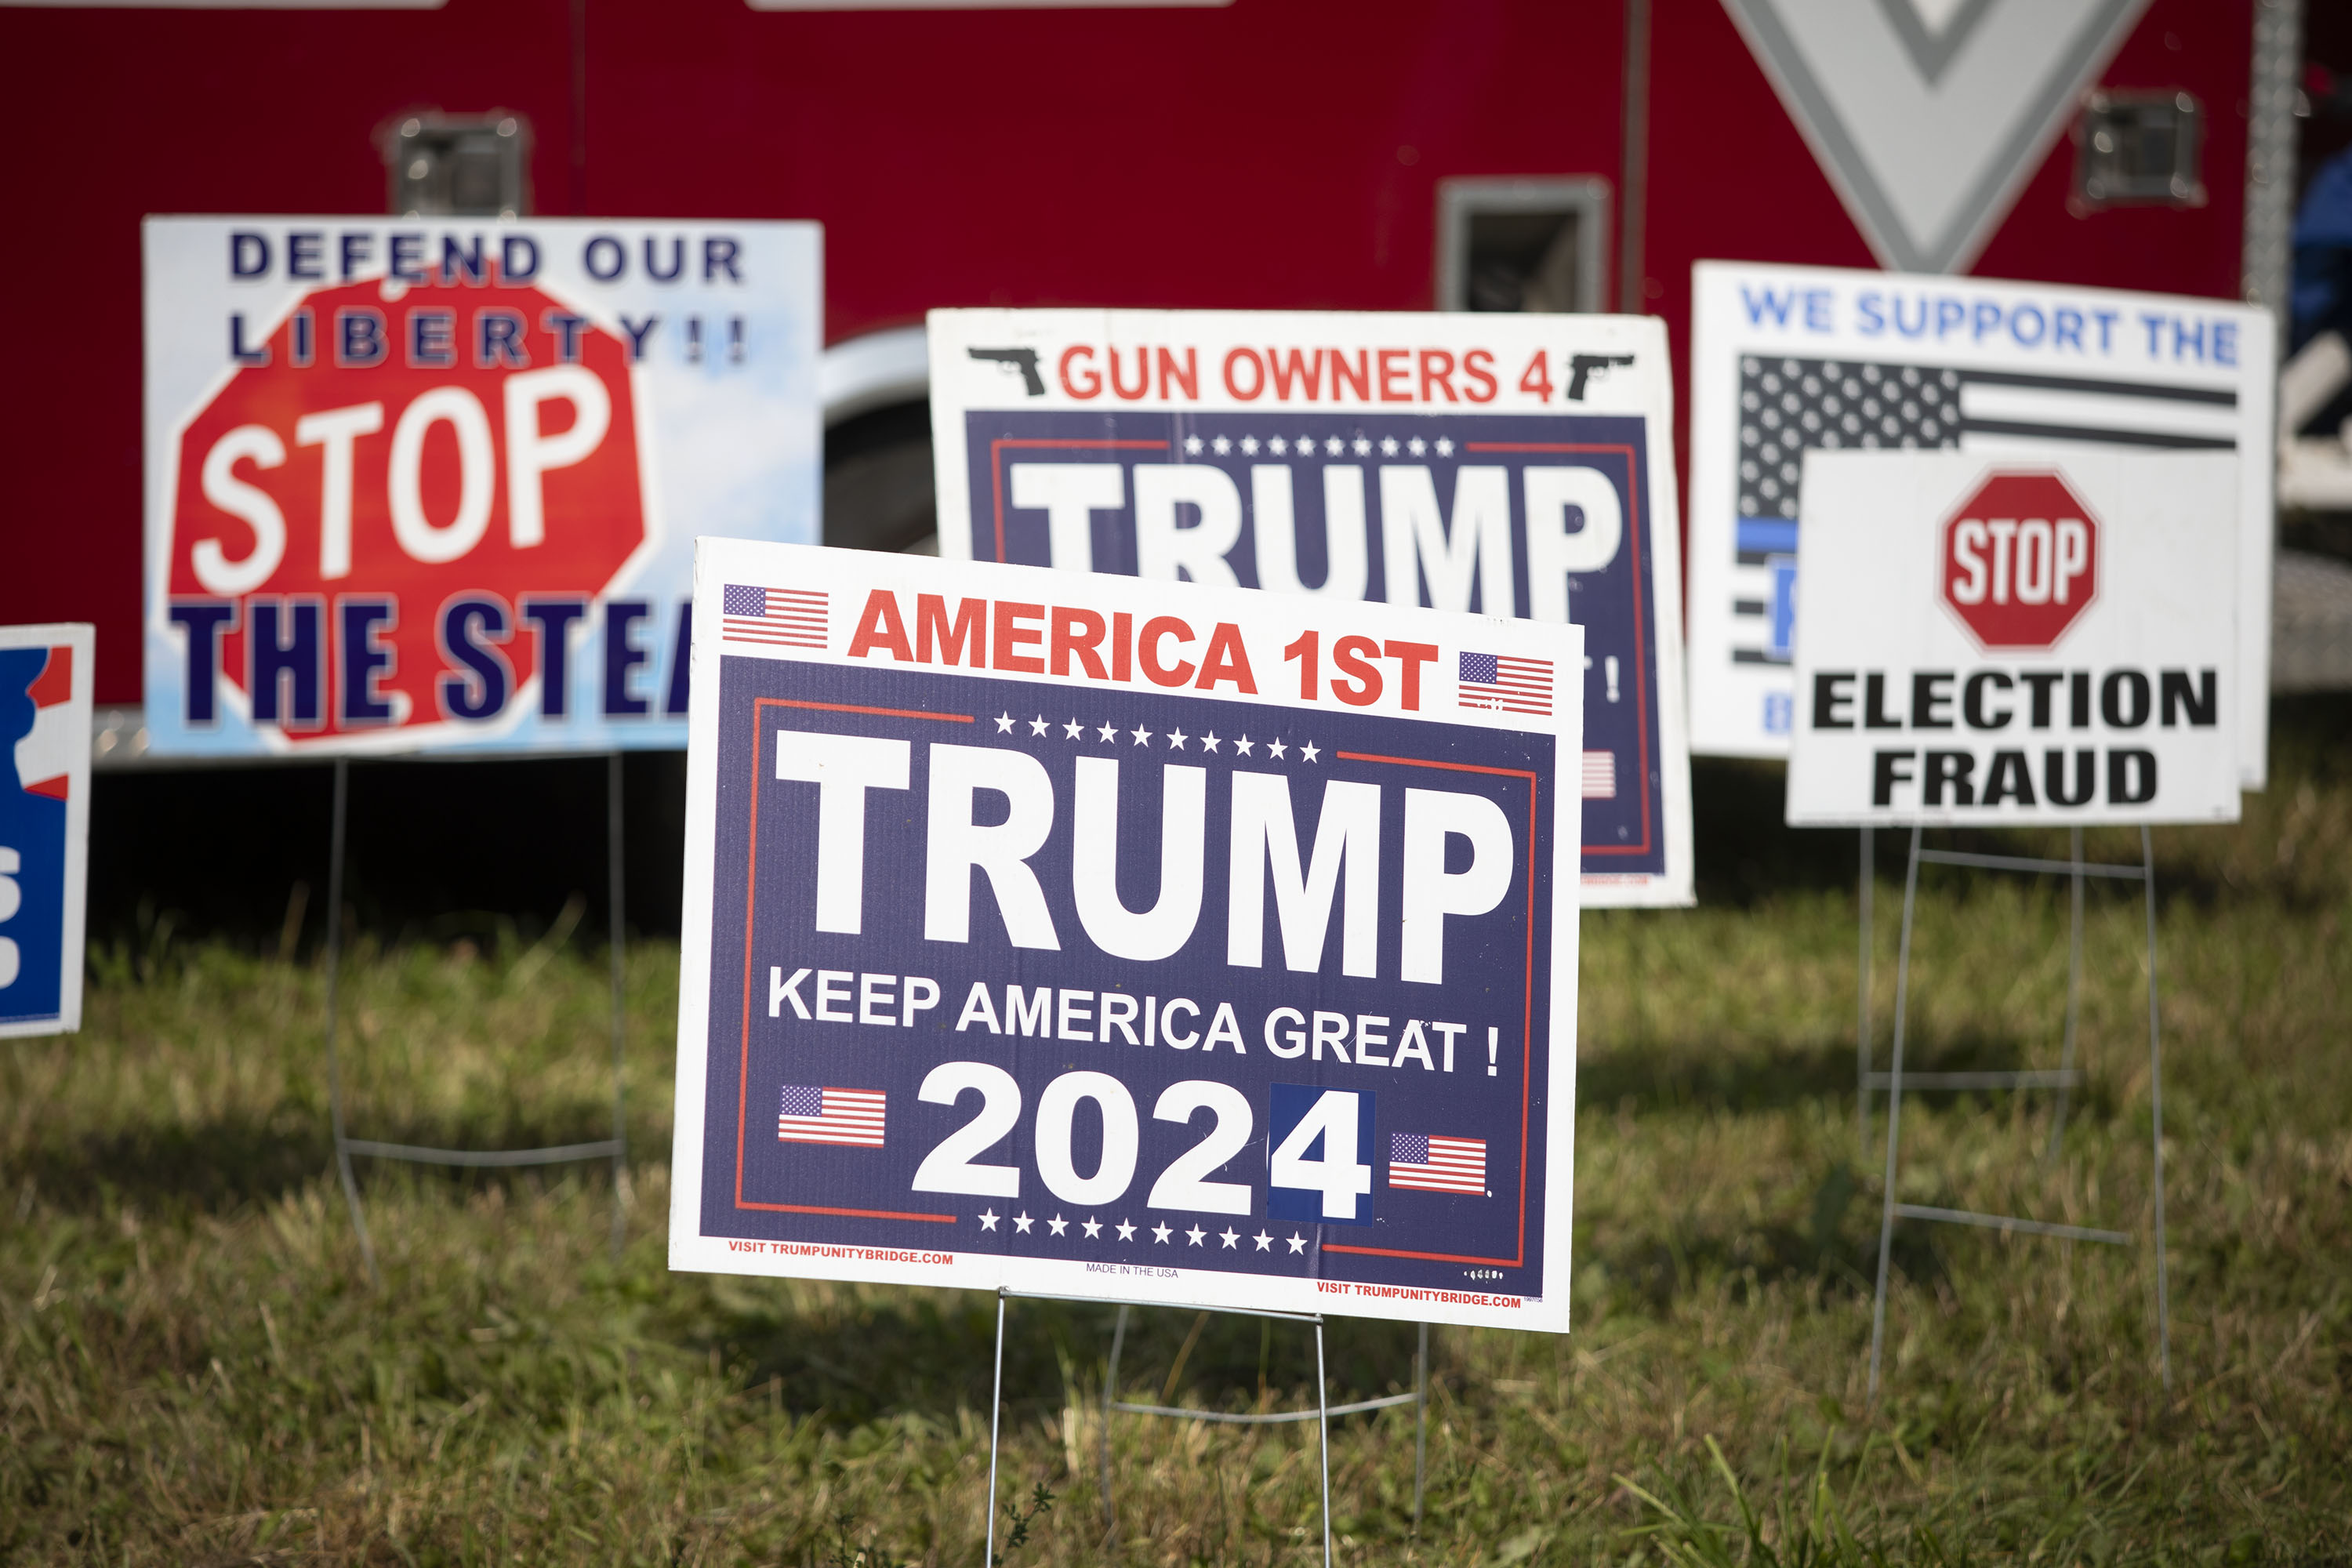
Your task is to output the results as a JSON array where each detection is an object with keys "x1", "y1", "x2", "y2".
[
  {"x1": 1867, "y1": 825, "x2": 1922, "y2": 1406},
  {"x1": 2049, "y1": 827, "x2": 2085, "y2": 1159},
  {"x1": 320, "y1": 758, "x2": 379, "y2": 1287},
  {"x1": 1314, "y1": 1317, "x2": 1332, "y2": 1568},
  {"x1": 1102, "y1": 1303, "x2": 1127, "y2": 1548},
  {"x1": 607, "y1": 752, "x2": 628, "y2": 1262},
  {"x1": 2143, "y1": 826, "x2": 2171, "y2": 1391},
  {"x1": 1412, "y1": 1320, "x2": 1428, "y2": 1534},
  {"x1": 1857, "y1": 825, "x2": 1874, "y2": 1160},
  {"x1": 985, "y1": 1290, "x2": 1007, "y2": 1567}
]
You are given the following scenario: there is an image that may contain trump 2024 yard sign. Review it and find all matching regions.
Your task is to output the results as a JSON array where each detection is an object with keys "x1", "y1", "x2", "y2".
[
  {"x1": 143, "y1": 217, "x2": 820, "y2": 757},
  {"x1": 670, "y1": 539, "x2": 1582, "y2": 1332},
  {"x1": 1786, "y1": 451, "x2": 2239, "y2": 826}
]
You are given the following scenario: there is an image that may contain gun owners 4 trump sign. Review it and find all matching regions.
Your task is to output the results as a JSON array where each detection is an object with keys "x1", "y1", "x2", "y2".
[
  {"x1": 670, "y1": 539, "x2": 1581, "y2": 1332},
  {"x1": 143, "y1": 217, "x2": 821, "y2": 757},
  {"x1": 1785, "y1": 451, "x2": 2240, "y2": 827},
  {"x1": 927, "y1": 308, "x2": 1690, "y2": 908}
]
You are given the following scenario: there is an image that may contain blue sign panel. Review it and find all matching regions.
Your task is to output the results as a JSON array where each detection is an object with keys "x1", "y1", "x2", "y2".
[{"x1": 954, "y1": 408, "x2": 1669, "y2": 881}]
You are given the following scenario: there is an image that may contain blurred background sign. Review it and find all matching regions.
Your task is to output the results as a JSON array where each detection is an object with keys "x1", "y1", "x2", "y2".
[
  {"x1": 141, "y1": 217, "x2": 822, "y2": 757},
  {"x1": 927, "y1": 307, "x2": 1694, "y2": 906}
]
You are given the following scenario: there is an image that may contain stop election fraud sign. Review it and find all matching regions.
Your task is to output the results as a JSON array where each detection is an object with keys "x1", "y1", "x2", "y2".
[
  {"x1": 926, "y1": 308, "x2": 1691, "y2": 909},
  {"x1": 143, "y1": 217, "x2": 821, "y2": 757},
  {"x1": 669, "y1": 538, "x2": 1582, "y2": 1333},
  {"x1": 1786, "y1": 450, "x2": 2240, "y2": 827}
]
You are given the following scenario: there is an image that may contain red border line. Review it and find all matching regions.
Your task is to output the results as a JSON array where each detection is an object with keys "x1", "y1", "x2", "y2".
[
  {"x1": 1463, "y1": 441, "x2": 1653, "y2": 858},
  {"x1": 737, "y1": 1200, "x2": 958, "y2": 1223},
  {"x1": 732, "y1": 693, "x2": 970, "y2": 1225},
  {"x1": 1323, "y1": 1243, "x2": 1529, "y2": 1267},
  {"x1": 1320, "y1": 749, "x2": 1541, "y2": 1271},
  {"x1": 1335, "y1": 751, "x2": 1529, "y2": 779},
  {"x1": 988, "y1": 437, "x2": 1170, "y2": 563}
]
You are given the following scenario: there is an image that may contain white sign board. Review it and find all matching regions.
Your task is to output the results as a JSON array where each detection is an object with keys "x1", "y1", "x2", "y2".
[
  {"x1": 143, "y1": 216, "x2": 822, "y2": 758},
  {"x1": 670, "y1": 539, "x2": 1581, "y2": 1331},
  {"x1": 1786, "y1": 452, "x2": 2238, "y2": 826},
  {"x1": 1686, "y1": 261, "x2": 2275, "y2": 786},
  {"x1": 1, "y1": 624, "x2": 93, "y2": 1038},
  {"x1": 926, "y1": 307, "x2": 1691, "y2": 907}
]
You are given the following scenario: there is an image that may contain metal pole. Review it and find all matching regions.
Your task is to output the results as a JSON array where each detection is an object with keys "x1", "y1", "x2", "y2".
[
  {"x1": 568, "y1": 0, "x2": 589, "y2": 216},
  {"x1": 2049, "y1": 826, "x2": 2085, "y2": 1157},
  {"x1": 2241, "y1": 0, "x2": 2305, "y2": 325},
  {"x1": 1867, "y1": 825, "x2": 1923, "y2": 1404},
  {"x1": 321, "y1": 758, "x2": 379, "y2": 1287},
  {"x1": 1102, "y1": 1304, "x2": 1127, "y2": 1544},
  {"x1": 607, "y1": 752, "x2": 628, "y2": 1261},
  {"x1": 2143, "y1": 826, "x2": 2171, "y2": 1390},
  {"x1": 1412, "y1": 1320, "x2": 1428, "y2": 1533},
  {"x1": 1857, "y1": 825, "x2": 1875, "y2": 1158},
  {"x1": 985, "y1": 1290, "x2": 1007, "y2": 1567},
  {"x1": 1313, "y1": 1317, "x2": 1333, "y2": 1568},
  {"x1": 1617, "y1": 0, "x2": 1653, "y2": 314}
]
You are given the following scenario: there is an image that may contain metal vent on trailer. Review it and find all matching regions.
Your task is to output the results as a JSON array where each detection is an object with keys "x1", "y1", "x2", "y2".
[
  {"x1": 2074, "y1": 91, "x2": 2205, "y2": 210},
  {"x1": 1436, "y1": 178, "x2": 1610, "y2": 314},
  {"x1": 383, "y1": 112, "x2": 531, "y2": 219}
]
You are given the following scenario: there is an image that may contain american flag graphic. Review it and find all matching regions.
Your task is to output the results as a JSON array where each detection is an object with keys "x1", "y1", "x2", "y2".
[
  {"x1": 15, "y1": 644, "x2": 75, "y2": 801},
  {"x1": 777, "y1": 1085, "x2": 887, "y2": 1147},
  {"x1": 1388, "y1": 1133, "x2": 1486, "y2": 1195},
  {"x1": 722, "y1": 584, "x2": 829, "y2": 649},
  {"x1": 1729, "y1": 354, "x2": 2238, "y2": 664},
  {"x1": 1457, "y1": 651, "x2": 1552, "y2": 717},
  {"x1": 1581, "y1": 750, "x2": 1616, "y2": 800}
]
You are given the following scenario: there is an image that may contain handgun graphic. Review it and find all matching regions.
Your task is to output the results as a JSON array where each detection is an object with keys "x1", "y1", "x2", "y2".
[
  {"x1": 1566, "y1": 353, "x2": 1635, "y2": 401},
  {"x1": 968, "y1": 347, "x2": 1045, "y2": 396}
]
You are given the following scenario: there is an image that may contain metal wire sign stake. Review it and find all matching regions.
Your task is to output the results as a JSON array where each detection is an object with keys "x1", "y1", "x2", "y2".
[
  {"x1": 662, "y1": 541, "x2": 1587, "y2": 1556},
  {"x1": 982, "y1": 1291, "x2": 1428, "y2": 1568},
  {"x1": 1787, "y1": 450, "x2": 2237, "y2": 1405},
  {"x1": 320, "y1": 753, "x2": 631, "y2": 1283},
  {"x1": 1859, "y1": 825, "x2": 2171, "y2": 1403}
]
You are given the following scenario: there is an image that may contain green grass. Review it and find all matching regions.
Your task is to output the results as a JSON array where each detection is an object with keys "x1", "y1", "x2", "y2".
[{"x1": 5, "y1": 711, "x2": 2350, "y2": 1565}]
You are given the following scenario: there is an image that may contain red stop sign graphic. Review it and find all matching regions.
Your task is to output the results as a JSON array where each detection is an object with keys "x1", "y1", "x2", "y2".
[
  {"x1": 169, "y1": 273, "x2": 647, "y2": 742},
  {"x1": 1938, "y1": 471, "x2": 2099, "y2": 651}
]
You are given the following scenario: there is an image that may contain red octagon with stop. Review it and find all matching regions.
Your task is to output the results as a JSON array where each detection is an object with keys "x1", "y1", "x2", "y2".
[
  {"x1": 168, "y1": 272, "x2": 647, "y2": 743},
  {"x1": 1938, "y1": 470, "x2": 2100, "y2": 651}
]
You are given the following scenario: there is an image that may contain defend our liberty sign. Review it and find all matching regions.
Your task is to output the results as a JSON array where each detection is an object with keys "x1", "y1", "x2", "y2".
[
  {"x1": 0, "y1": 624, "x2": 92, "y2": 1039},
  {"x1": 1786, "y1": 452, "x2": 2239, "y2": 826},
  {"x1": 926, "y1": 308, "x2": 1690, "y2": 908},
  {"x1": 143, "y1": 217, "x2": 821, "y2": 757},
  {"x1": 670, "y1": 539, "x2": 1581, "y2": 1332}
]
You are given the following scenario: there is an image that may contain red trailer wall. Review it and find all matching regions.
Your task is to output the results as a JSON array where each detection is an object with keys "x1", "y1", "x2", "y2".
[
  {"x1": 0, "y1": 0, "x2": 2252, "y2": 706},
  {"x1": 1642, "y1": 0, "x2": 2253, "y2": 507}
]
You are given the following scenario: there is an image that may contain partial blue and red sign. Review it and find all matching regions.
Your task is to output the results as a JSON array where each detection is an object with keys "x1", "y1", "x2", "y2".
[{"x1": 0, "y1": 625, "x2": 92, "y2": 1037}]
